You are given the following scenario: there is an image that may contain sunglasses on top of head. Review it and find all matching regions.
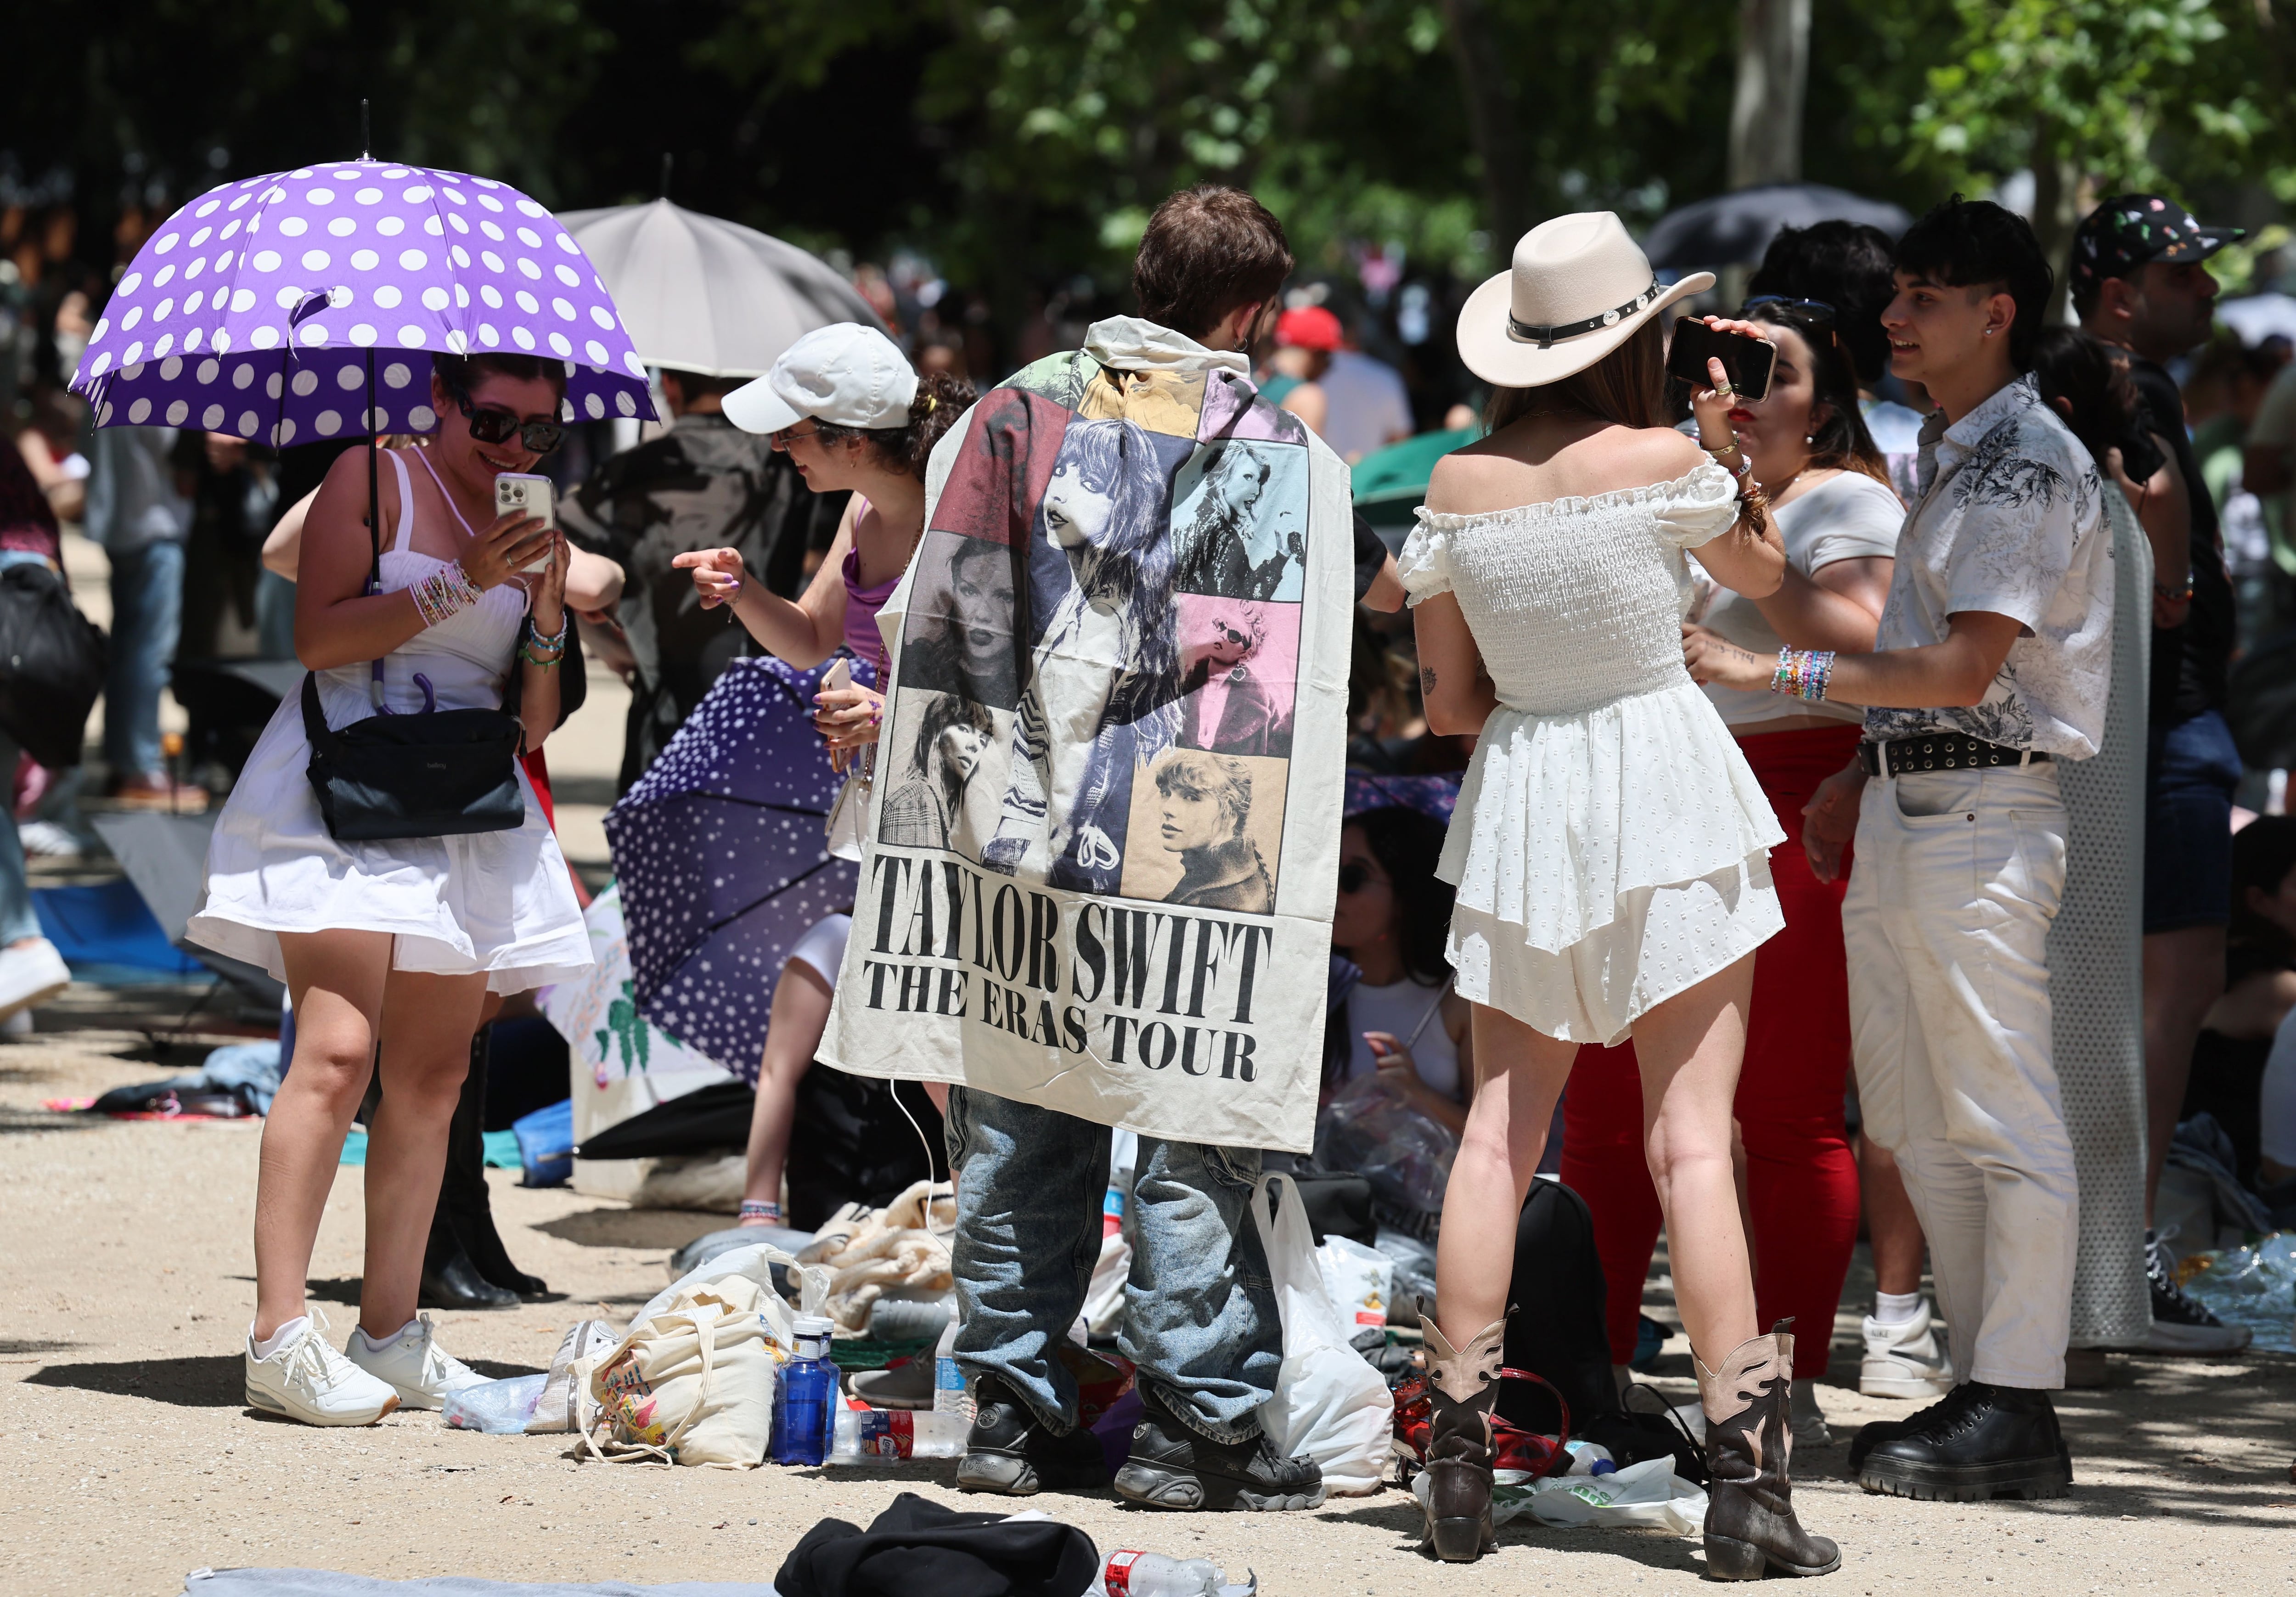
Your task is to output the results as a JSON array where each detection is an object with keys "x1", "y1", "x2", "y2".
[
  {"x1": 457, "y1": 398, "x2": 566, "y2": 455},
  {"x1": 1740, "y1": 294, "x2": 1837, "y2": 326}
]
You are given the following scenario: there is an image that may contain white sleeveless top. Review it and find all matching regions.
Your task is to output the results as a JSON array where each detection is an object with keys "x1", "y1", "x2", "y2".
[
  {"x1": 1400, "y1": 462, "x2": 1785, "y2": 1044},
  {"x1": 185, "y1": 447, "x2": 591, "y2": 995}
]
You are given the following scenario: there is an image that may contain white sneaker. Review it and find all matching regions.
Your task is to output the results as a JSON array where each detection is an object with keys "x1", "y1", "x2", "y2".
[
  {"x1": 1860, "y1": 1297, "x2": 1955, "y2": 1399},
  {"x1": 343, "y1": 1313, "x2": 489, "y2": 1410},
  {"x1": 0, "y1": 937, "x2": 70, "y2": 1020},
  {"x1": 244, "y1": 1309, "x2": 400, "y2": 1426},
  {"x1": 18, "y1": 820, "x2": 82, "y2": 858}
]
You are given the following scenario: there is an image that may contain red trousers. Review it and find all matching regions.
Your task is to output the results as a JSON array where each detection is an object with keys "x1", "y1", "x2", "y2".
[{"x1": 1558, "y1": 723, "x2": 1863, "y2": 1378}]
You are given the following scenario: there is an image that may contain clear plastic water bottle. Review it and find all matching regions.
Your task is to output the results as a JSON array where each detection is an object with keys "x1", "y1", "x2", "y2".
[
  {"x1": 831, "y1": 1406, "x2": 969, "y2": 1462},
  {"x1": 770, "y1": 1315, "x2": 838, "y2": 1466},
  {"x1": 933, "y1": 1314, "x2": 974, "y2": 1425},
  {"x1": 1096, "y1": 1550, "x2": 1227, "y2": 1597}
]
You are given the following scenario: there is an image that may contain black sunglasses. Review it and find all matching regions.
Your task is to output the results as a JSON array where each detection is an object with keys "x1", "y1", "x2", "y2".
[
  {"x1": 1210, "y1": 619, "x2": 1254, "y2": 648},
  {"x1": 1741, "y1": 294, "x2": 1837, "y2": 325},
  {"x1": 1338, "y1": 861, "x2": 1384, "y2": 894},
  {"x1": 459, "y1": 398, "x2": 566, "y2": 455}
]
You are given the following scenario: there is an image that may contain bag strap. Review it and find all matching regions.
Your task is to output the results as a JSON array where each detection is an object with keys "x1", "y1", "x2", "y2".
[{"x1": 301, "y1": 673, "x2": 338, "y2": 757}]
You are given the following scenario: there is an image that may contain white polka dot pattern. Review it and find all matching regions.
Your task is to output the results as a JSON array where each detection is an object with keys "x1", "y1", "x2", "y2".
[
  {"x1": 605, "y1": 654, "x2": 872, "y2": 1076},
  {"x1": 66, "y1": 160, "x2": 656, "y2": 441}
]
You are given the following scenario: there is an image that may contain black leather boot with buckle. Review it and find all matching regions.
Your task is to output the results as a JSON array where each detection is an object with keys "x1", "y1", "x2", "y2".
[{"x1": 1698, "y1": 1318, "x2": 1842, "y2": 1579}]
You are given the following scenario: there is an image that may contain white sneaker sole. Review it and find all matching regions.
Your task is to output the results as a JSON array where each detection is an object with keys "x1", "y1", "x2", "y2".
[
  {"x1": 2141, "y1": 1321, "x2": 2252, "y2": 1354},
  {"x1": 0, "y1": 974, "x2": 70, "y2": 1022},
  {"x1": 1860, "y1": 1368, "x2": 1954, "y2": 1400},
  {"x1": 245, "y1": 1382, "x2": 399, "y2": 1426}
]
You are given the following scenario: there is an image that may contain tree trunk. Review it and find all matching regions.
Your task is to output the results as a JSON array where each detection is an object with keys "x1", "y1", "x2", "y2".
[
  {"x1": 1440, "y1": 0, "x2": 1534, "y2": 252},
  {"x1": 2028, "y1": 121, "x2": 2084, "y2": 326},
  {"x1": 1728, "y1": 0, "x2": 1810, "y2": 190}
]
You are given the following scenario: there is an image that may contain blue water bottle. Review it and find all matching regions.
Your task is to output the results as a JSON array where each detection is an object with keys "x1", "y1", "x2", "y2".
[{"x1": 771, "y1": 1315, "x2": 838, "y2": 1466}]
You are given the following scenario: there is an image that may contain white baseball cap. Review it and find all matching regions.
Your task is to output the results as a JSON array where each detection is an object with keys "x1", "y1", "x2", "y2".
[{"x1": 724, "y1": 323, "x2": 920, "y2": 435}]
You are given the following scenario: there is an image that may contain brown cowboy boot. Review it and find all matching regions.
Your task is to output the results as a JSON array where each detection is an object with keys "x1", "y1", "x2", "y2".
[
  {"x1": 1697, "y1": 1319, "x2": 1841, "y2": 1579},
  {"x1": 1419, "y1": 1313, "x2": 1505, "y2": 1563}
]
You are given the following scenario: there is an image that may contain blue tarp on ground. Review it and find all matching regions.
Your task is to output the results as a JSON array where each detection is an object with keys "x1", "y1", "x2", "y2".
[{"x1": 34, "y1": 877, "x2": 205, "y2": 978}]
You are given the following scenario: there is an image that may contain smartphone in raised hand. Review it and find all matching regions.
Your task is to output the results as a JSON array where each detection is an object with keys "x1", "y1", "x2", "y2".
[
  {"x1": 493, "y1": 472, "x2": 556, "y2": 574},
  {"x1": 1666, "y1": 317, "x2": 1777, "y2": 402}
]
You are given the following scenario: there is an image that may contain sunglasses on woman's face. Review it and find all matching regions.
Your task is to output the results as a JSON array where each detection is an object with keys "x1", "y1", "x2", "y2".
[
  {"x1": 1338, "y1": 861, "x2": 1385, "y2": 894},
  {"x1": 460, "y1": 399, "x2": 566, "y2": 455},
  {"x1": 1210, "y1": 619, "x2": 1253, "y2": 648}
]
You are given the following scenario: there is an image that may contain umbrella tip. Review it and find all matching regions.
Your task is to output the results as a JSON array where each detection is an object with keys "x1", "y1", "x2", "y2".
[
  {"x1": 660, "y1": 151, "x2": 673, "y2": 202},
  {"x1": 360, "y1": 98, "x2": 371, "y2": 161}
]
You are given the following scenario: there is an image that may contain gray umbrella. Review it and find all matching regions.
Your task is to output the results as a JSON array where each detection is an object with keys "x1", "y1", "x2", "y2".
[
  {"x1": 1643, "y1": 182, "x2": 1914, "y2": 272},
  {"x1": 556, "y1": 198, "x2": 885, "y2": 378}
]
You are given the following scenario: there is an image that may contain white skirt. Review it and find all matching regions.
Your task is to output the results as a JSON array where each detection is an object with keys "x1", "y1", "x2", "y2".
[
  {"x1": 186, "y1": 693, "x2": 593, "y2": 994},
  {"x1": 1440, "y1": 680, "x2": 1785, "y2": 1045}
]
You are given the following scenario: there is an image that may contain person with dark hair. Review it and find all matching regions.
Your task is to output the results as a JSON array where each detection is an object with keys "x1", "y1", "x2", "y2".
[
  {"x1": 681, "y1": 323, "x2": 976, "y2": 771},
  {"x1": 2186, "y1": 817, "x2": 2296, "y2": 1185},
  {"x1": 1587, "y1": 296, "x2": 1899, "y2": 1444},
  {"x1": 559, "y1": 363, "x2": 845, "y2": 792},
  {"x1": 1701, "y1": 195, "x2": 2110, "y2": 1501},
  {"x1": 191, "y1": 352, "x2": 588, "y2": 1428},
  {"x1": 881, "y1": 692, "x2": 996, "y2": 849},
  {"x1": 928, "y1": 185, "x2": 1329, "y2": 1518},
  {"x1": 2070, "y1": 196, "x2": 2258, "y2": 1356},
  {"x1": 1404, "y1": 212, "x2": 1835, "y2": 1575},
  {"x1": 1748, "y1": 219, "x2": 1925, "y2": 499},
  {"x1": 1328, "y1": 806, "x2": 1470, "y2": 1134}
]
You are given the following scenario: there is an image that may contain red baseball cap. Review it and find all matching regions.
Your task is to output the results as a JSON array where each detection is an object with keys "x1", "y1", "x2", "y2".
[{"x1": 1275, "y1": 306, "x2": 1343, "y2": 352}]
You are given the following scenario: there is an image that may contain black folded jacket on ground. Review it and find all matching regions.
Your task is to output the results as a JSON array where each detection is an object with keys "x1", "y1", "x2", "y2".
[{"x1": 774, "y1": 1491, "x2": 1098, "y2": 1597}]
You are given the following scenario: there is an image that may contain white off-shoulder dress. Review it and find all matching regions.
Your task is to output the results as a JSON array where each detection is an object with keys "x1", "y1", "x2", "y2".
[
  {"x1": 186, "y1": 448, "x2": 591, "y2": 995},
  {"x1": 1401, "y1": 461, "x2": 1785, "y2": 1044}
]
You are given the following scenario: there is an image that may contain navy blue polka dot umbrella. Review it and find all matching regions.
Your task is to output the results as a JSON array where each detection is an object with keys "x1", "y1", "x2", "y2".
[{"x1": 606, "y1": 654, "x2": 869, "y2": 1080}]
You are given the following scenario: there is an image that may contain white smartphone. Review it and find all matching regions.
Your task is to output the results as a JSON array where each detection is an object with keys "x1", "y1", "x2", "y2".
[
  {"x1": 494, "y1": 472, "x2": 556, "y2": 574},
  {"x1": 820, "y1": 658, "x2": 855, "y2": 774}
]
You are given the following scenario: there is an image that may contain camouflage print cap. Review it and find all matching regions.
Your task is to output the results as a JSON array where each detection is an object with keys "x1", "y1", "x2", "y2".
[{"x1": 2070, "y1": 193, "x2": 2244, "y2": 299}]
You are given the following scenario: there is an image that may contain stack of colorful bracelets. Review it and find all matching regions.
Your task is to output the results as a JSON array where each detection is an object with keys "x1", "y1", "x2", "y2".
[
  {"x1": 1771, "y1": 647, "x2": 1836, "y2": 702},
  {"x1": 408, "y1": 561, "x2": 484, "y2": 628},
  {"x1": 1700, "y1": 435, "x2": 1772, "y2": 536},
  {"x1": 520, "y1": 611, "x2": 570, "y2": 669}
]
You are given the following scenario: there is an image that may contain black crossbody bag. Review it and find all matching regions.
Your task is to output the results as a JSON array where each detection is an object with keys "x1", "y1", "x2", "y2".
[{"x1": 303, "y1": 437, "x2": 527, "y2": 842}]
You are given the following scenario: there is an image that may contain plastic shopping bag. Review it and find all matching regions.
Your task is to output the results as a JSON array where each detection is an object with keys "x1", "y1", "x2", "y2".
[
  {"x1": 1252, "y1": 1173, "x2": 1393, "y2": 1496},
  {"x1": 1412, "y1": 1454, "x2": 1708, "y2": 1536},
  {"x1": 1318, "y1": 1233, "x2": 1395, "y2": 1345}
]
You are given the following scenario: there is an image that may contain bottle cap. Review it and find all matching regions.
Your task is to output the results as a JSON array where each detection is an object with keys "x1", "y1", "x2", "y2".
[{"x1": 794, "y1": 1316, "x2": 835, "y2": 1337}]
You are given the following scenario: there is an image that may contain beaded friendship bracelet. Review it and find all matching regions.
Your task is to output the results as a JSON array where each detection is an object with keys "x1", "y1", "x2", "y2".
[
  {"x1": 1771, "y1": 647, "x2": 1835, "y2": 702},
  {"x1": 519, "y1": 611, "x2": 571, "y2": 668},
  {"x1": 739, "y1": 1199, "x2": 782, "y2": 1224},
  {"x1": 409, "y1": 562, "x2": 483, "y2": 629}
]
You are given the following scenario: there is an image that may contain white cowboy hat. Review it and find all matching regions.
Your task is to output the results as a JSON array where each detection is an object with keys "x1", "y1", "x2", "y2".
[{"x1": 1457, "y1": 212, "x2": 1714, "y2": 388}]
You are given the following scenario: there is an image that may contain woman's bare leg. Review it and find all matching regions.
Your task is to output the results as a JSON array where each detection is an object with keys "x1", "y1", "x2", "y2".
[
  {"x1": 1433, "y1": 1004, "x2": 1578, "y2": 1345},
  {"x1": 359, "y1": 967, "x2": 493, "y2": 1337},
  {"x1": 253, "y1": 930, "x2": 392, "y2": 1341},
  {"x1": 739, "y1": 959, "x2": 834, "y2": 1220},
  {"x1": 1629, "y1": 955, "x2": 1760, "y2": 1362}
]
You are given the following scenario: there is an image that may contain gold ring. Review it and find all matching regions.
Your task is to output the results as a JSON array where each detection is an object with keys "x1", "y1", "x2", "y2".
[{"x1": 1713, "y1": 382, "x2": 1735, "y2": 398}]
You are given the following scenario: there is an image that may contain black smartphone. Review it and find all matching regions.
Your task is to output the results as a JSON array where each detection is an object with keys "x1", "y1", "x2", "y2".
[{"x1": 1666, "y1": 318, "x2": 1777, "y2": 402}]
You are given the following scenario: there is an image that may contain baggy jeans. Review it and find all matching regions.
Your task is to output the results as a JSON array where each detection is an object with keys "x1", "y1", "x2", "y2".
[
  {"x1": 1842, "y1": 765, "x2": 2077, "y2": 1390},
  {"x1": 943, "y1": 1085, "x2": 1281, "y2": 1443}
]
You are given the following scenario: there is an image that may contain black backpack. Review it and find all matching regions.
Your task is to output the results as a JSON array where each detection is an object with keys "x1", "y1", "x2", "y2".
[{"x1": 0, "y1": 562, "x2": 105, "y2": 768}]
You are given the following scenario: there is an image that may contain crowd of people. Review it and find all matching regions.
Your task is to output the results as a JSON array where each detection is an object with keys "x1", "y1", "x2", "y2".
[{"x1": 9, "y1": 158, "x2": 2296, "y2": 1581}]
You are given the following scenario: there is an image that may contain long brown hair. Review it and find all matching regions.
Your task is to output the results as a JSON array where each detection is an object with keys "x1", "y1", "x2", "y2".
[
  {"x1": 1484, "y1": 317, "x2": 1666, "y2": 433},
  {"x1": 1745, "y1": 302, "x2": 1892, "y2": 489}
]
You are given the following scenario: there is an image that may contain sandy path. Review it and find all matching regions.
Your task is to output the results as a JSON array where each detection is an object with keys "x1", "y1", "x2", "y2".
[{"x1": 5, "y1": 1012, "x2": 2292, "y2": 1595}]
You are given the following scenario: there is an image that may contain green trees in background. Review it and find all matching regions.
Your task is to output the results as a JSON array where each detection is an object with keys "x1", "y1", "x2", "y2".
[{"x1": 11, "y1": 0, "x2": 2296, "y2": 303}]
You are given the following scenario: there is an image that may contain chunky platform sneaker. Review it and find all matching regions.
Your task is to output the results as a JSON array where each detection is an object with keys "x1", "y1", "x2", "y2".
[
  {"x1": 1112, "y1": 1387, "x2": 1323, "y2": 1512},
  {"x1": 1856, "y1": 1380, "x2": 2072, "y2": 1502},
  {"x1": 953, "y1": 1375, "x2": 1109, "y2": 1496}
]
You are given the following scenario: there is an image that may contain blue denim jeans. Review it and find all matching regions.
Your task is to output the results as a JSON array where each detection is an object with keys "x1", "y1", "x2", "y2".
[
  {"x1": 103, "y1": 540, "x2": 185, "y2": 780},
  {"x1": 943, "y1": 1086, "x2": 1280, "y2": 1443},
  {"x1": 0, "y1": 722, "x2": 34, "y2": 946}
]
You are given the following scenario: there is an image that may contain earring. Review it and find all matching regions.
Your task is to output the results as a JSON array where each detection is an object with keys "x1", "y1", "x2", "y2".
[{"x1": 1805, "y1": 434, "x2": 1814, "y2": 444}]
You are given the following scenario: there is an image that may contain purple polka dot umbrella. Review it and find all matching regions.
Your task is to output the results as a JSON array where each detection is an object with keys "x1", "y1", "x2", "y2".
[{"x1": 67, "y1": 160, "x2": 656, "y2": 443}]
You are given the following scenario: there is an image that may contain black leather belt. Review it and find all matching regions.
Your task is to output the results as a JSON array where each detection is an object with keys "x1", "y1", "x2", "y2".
[{"x1": 1858, "y1": 733, "x2": 2052, "y2": 778}]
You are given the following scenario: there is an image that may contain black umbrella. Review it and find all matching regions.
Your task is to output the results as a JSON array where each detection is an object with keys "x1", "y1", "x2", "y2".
[{"x1": 1644, "y1": 183, "x2": 1915, "y2": 272}]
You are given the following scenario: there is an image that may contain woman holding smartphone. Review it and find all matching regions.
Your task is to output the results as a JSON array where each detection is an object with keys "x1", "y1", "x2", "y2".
[
  {"x1": 1575, "y1": 298, "x2": 1902, "y2": 1443},
  {"x1": 675, "y1": 322, "x2": 973, "y2": 1230},
  {"x1": 190, "y1": 353, "x2": 590, "y2": 1427},
  {"x1": 1406, "y1": 214, "x2": 1837, "y2": 1577}
]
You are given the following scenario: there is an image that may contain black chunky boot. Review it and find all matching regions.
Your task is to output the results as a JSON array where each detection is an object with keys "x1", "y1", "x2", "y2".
[
  {"x1": 440, "y1": 1028, "x2": 548, "y2": 1299},
  {"x1": 1856, "y1": 1380, "x2": 2072, "y2": 1501},
  {"x1": 1112, "y1": 1386, "x2": 1323, "y2": 1511},
  {"x1": 1698, "y1": 1319, "x2": 1841, "y2": 1579},
  {"x1": 954, "y1": 1375, "x2": 1110, "y2": 1496},
  {"x1": 1418, "y1": 1315, "x2": 1504, "y2": 1561}
]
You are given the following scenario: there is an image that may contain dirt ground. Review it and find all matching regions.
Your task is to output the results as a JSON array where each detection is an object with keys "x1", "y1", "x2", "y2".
[{"x1": 5, "y1": 1002, "x2": 2294, "y2": 1597}]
